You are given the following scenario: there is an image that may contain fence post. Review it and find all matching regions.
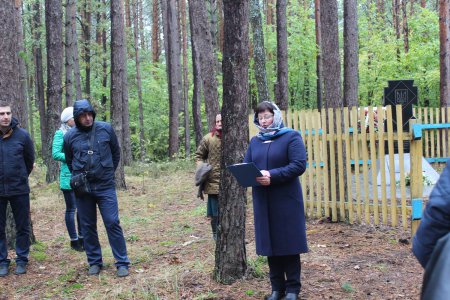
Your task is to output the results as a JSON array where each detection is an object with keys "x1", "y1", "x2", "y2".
[{"x1": 410, "y1": 119, "x2": 423, "y2": 237}]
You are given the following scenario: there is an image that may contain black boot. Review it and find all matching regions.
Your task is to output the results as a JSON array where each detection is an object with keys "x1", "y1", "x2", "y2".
[
  {"x1": 78, "y1": 237, "x2": 84, "y2": 250},
  {"x1": 264, "y1": 291, "x2": 285, "y2": 300},
  {"x1": 70, "y1": 239, "x2": 84, "y2": 252},
  {"x1": 211, "y1": 216, "x2": 218, "y2": 240}
]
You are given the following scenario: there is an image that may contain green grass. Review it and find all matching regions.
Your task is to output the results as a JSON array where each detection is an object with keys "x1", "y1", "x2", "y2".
[
  {"x1": 30, "y1": 241, "x2": 48, "y2": 261},
  {"x1": 341, "y1": 282, "x2": 355, "y2": 293},
  {"x1": 247, "y1": 256, "x2": 267, "y2": 278}
]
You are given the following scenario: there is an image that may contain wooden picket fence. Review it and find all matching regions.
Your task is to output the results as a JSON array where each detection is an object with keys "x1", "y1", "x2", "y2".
[{"x1": 249, "y1": 105, "x2": 450, "y2": 230}]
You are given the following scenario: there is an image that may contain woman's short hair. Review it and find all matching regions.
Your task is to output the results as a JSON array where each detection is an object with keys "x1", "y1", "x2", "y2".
[{"x1": 255, "y1": 102, "x2": 274, "y2": 114}]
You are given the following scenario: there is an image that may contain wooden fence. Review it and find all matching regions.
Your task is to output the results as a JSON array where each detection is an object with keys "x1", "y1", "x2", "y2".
[{"x1": 249, "y1": 105, "x2": 449, "y2": 231}]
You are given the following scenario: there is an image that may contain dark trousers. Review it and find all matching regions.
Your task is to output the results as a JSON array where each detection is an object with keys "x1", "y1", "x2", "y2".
[
  {"x1": 76, "y1": 188, "x2": 130, "y2": 268},
  {"x1": 0, "y1": 194, "x2": 30, "y2": 266},
  {"x1": 268, "y1": 254, "x2": 301, "y2": 294},
  {"x1": 62, "y1": 190, "x2": 82, "y2": 240}
]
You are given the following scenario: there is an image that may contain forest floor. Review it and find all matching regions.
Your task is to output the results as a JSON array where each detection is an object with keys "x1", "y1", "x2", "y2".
[{"x1": 0, "y1": 161, "x2": 423, "y2": 300}]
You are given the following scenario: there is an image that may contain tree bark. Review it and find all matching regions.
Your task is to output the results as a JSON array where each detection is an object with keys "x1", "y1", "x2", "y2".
[
  {"x1": 65, "y1": 0, "x2": 75, "y2": 106},
  {"x1": 189, "y1": 0, "x2": 220, "y2": 130},
  {"x1": 250, "y1": 0, "x2": 271, "y2": 103},
  {"x1": 32, "y1": 0, "x2": 47, "y2": 160},
  {"x1": 45, "y1": 0, "x2": 63, "y2": 183},
  {"x1": 393, "y1": 0, "x2": 401, "y2": 58},
  {"x1": 152, "y1": 0, "x2": 160, "y2": 63},
  {"x1": 71, "y1": 0, "x2": 82, "y2": 100},
  {"x1": 343, "y1": 0, "x2": 358, "y2": 108},
  {"x1": 138, "y1": 0, "x2": 146, "y2": 48},
  {"x1": 214, "y1": 0, "x2": 248, "y2": 284},
  {"x1": 161, "y1": 0, "x2": 182, "y2": 158},
  {"x1": 276, "y1": 0, "x2": 289, "y2": 110},
  {"x1": 421, "y1": 0, "x2": 426, "y2": 7},
  {"x1": 81, "y1": 0, "x2": 92, "y2": 97},
  {"x1": 132, "y1": 0, "x2": 146, "y2": 161},
  {"x1": 315, "y1": 0, "x2": 323, "y2": 109},
  {"x1": 320, "y1": 0, "x2": 342, "y2": 107},
  {"x1": 217, "y1": 0, "x2": 224, "y2": 53},
  {"x1": 189, "y1": 0, "x2": 204, "y2": 147},
  {"x1": 180, "y1": 0, "x2": 190, "y2": 157},
  {"x1": 111, "y1": 0, "x2": 129, "y2": 188},
  {"x1": 439, "y1": 0, "x2": 450, "y2": 106},
  {"x1": 402, "y1": 0, "x2": 410, "y2": 53},
  {"x1": 15, "y1": 2, "x2": 29, "y2": 130},
  {"x1": 125, "y1": 0, "x2": 132, "y2": 28}
]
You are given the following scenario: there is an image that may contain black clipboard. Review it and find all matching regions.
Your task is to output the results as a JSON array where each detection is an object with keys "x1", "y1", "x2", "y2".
[{"x1": 227, "y1": 162, "x2": 263, "y2": 187}]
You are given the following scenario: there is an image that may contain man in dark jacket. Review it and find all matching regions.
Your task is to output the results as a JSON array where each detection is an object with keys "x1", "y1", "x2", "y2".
[
  {"x1": 63, "y1": 99, "x2": 130, "y2": 277},
  {"x1": 412, "y1": 161, "x2": 450, "y2": 299},
  {"x1": 0, "y1": 101, "x2": 35, "y2": 277}
]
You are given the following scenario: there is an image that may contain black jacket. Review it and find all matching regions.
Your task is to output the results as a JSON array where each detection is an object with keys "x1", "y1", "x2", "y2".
[
  {"x1": 0, "y1": 118, "x2": 35, "y2": 196},
  {"x1": 63, "y1": 100, "x2": 120, "y2": 191}
]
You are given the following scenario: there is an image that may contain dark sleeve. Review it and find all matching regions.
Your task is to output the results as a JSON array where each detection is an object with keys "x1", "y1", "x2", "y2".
[
  {"x1": 269, "y1": 132, "x2": 307, "y2": 184},
  {"x1": 109, "y1": 125, "x2": 121, "y2": 171},
  {"x1": 23, "y1": 132, "x2": 35, "y2": 175},
  {"x1": 63, "y1": 133, "x2": 73, "y2": 173},
  {"x1": 413, "y1": 162, "x2": 450, "y2": 268}
]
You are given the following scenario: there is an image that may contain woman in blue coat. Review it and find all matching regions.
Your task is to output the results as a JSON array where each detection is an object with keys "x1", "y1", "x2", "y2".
[{"x1": 244, "y1": 101, "x2": 308, "y2": 300}]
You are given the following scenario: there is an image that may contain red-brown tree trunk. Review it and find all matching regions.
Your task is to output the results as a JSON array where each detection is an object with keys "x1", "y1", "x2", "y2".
[{"x1": 439, "y1": 0, "x2": 450, "y2": 106}]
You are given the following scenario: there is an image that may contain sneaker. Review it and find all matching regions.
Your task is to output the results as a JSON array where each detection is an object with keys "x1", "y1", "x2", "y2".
[
  {"x1": 116, "y1": 266, "x2": 129, "y2": 277},
  {"x1": 0, "y1": 265, "x2": 8, "y2": 277},
  {"x1": 70, "y1": 240, "x2": 84, "y2": 252},
  {"x1": 88, "y1": 264, "x2": 102, "y2": 276},
  {"x1": 15, "y1": 263, "x2": 26, "y2": 275}
]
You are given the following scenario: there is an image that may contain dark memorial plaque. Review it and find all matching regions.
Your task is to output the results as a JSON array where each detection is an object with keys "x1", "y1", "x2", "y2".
[{"x1": 384, "y1": 80, "x2": 418, "y2": 153}]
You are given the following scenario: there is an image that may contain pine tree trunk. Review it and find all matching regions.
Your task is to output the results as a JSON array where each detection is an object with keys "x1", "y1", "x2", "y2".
[
  {"x1": 16, "y1": 3, "x2": 29, "y2": 130},
  {"x1": 276, "y1": 0, "x2": 289, "y2": 110},
  {"x1": 214, "y1": 0, "x2": 248, "y2": 284},
  {"x1": 32, "y1": 0, "x2": 47, "y2": 159},
  {"x1": 315, "y1": 0, "x2": 323, "y2": 109},
  {"x1": 180, "y1": 0, "x2": 190, "y2": 157},
  {"x1": 82, "y1": 0, "x2": 92, "y2": 97},
  {"x1": 138, "y1": 0, "x2": 146, "y2": 48},
  {"x1": 71, "y1": 0, "x2": 82, "y2": 100},
  {"x1": 65, "y1": 0, "x2": 75, "y2": 106},
  {"x1": 217, "y1": 0, "x2": 224, "y2": 53},
  {"x1": 439, "y1": 0, "x2": 450, "y2": 106},
  {"x1": 189, "y1": 0, "x2": 204, "y2": 147},
  {"x1": 402, "y1": 0, "x2": 410, "y2": 53},
  {"x1": 250, "y1": 0, "x2": 271, "y2": 103},
  {"x1": 189, "y1": 0, "x2": 220, "y2": 130},
  {"x1": 111, "y1": 0, "x2": 129, "y2": 188},
  {"x1": 101, "y1": 4, "x2": 108, "y2": 120},
  {"x1": 343, "y1": 0, "x2": 358, "y2": 108},
  {"x1": 45, "y1": 0, "x2": 63, "y2": 183},
  {"x1": 152, "y1": 0, "x2": 160, "y2": 63},
  {"x1": 320, "y1": 0, "x2": 342, "y2": 107},
  {"x1": 161, "y1": 0, "x2": 182, "y2": 158},
  {"x1": 132, "y1": 0, "x2": 146, "y2": 161}
]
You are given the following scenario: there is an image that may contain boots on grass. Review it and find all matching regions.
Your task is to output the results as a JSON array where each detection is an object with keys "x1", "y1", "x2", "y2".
[{"x1": 70, "y1": 239, "x2": 84, "y2": 252}]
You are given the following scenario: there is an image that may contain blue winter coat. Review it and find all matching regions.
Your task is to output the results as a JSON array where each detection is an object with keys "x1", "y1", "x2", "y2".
[
  {"x1": 0, "y1": 118, "x2": 35, "y2": 196},
  {"x1": 63, "y1": 100, "x2": 120, "y2": 191},
  {"x1": 244, "y1": 130, "x2": 308, "y2": 256},
  {"x1": 413, "y1": 161, "x2": 450, "y2": 268}
]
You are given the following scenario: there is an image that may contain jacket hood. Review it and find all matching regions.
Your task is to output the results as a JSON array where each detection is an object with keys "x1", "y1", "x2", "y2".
[
  {"x1": 73, "y1": 99, "x2": 96, "y2": 129},
  {"x1": 10, "y1": 117, "x2": 19, "y2": 129}
]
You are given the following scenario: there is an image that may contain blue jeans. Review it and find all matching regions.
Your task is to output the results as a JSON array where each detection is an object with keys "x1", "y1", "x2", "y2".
[
  {"x1": 62, "y1": 190, "x2": 82, "y2": 240},
  {"x1": 0, "y1": 194, "x2": 31, "y2": 266},
  {"x1": 76, "y1": 188, "x2": 130, "y2": 268}
]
